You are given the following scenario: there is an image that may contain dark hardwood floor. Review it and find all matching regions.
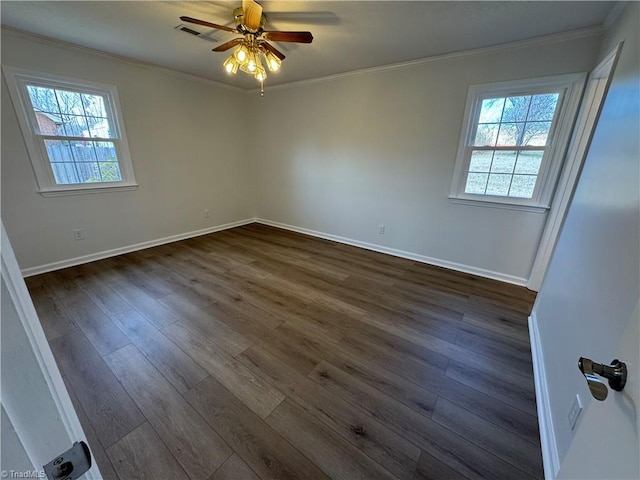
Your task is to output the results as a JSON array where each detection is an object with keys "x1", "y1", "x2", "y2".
[{"x1": 25, "y1": 223, "x2": 542, "y2": 480}]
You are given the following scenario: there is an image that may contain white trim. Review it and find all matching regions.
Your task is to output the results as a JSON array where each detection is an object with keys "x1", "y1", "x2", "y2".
[
  {"x1": 21, "y1": 218, "x2": 255, "y2": 277},
  {"x1": 603, "y1": 2, "x2": 629, "y2": 31},
  {"x1": 21, "y1": 216, "x2": 529, "y2": 285},
  {"x1": 448, "y1": 196, "x2": 549, "y2": 213},
  {"x1": 527, "y1": 44, "x2": 622, "y2": 291},
  {"x1": 249, "y1": 26, "x2": 602, "y2": 94},
  {"x1": 39, "y1": 183, "x2": 138, "y2": 197},
  {"x1": 1, "y1": 222, "x2": 102, "y2": 480},
  {"x1": 256, "y1": 218, "x2": 527, "y2": 286},
  {"x1": 529, "y1": 312, "x2": 561, "y2": 479}
]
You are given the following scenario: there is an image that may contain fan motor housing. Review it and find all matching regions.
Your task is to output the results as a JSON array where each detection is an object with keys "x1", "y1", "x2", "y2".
[{"x1": 233, "y1": 7, "x2": 266, "y2": 30}]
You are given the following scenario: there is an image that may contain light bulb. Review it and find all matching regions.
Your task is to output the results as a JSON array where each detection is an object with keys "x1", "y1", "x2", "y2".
[
  {"x1": 264, "y1": 51, "x2": 281, "y2": 72},
  {"x1": 222, "y1": 55, "x2": 239, "y2": 74},
  {"x1": 235, "y1": 45, "x2": 249, "y2": 63},
  {"x1": 248, "y1": 60, "x2": 256, "y2": 72}
]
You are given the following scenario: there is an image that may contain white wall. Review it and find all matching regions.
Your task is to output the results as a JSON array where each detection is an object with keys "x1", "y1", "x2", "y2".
[
  {"x1": 251, "y1": 34, "x2": 601, "y2": 283},
  {"x1": 0, "y1": 28, "x2": 603, "y2": 282},
  {"x1": 1, "y1": 29, "x2": 254, "y2": 273},
  {"x1": 531, "y1": 2, "x2": 639, "y2": 475}
]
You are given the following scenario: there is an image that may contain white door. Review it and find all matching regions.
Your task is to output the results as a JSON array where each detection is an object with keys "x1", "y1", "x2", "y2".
[
  {"x1": 557, "y1": 303, "x2": 639, "y2": 480},
  {"x1": 1, "y1": 222, "x2": 102, "y2": 479},
  {"x1": 529, "y1": 7, "x2": 639, "y2": 478}
]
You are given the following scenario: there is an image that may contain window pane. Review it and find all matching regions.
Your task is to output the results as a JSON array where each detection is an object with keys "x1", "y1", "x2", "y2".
[
  {"x1": 522, "y1": 122, "x2": 552, "y2": 146},
  {"x1": 491, "y1": 150, "x2": 517, "y2": 173},
  {"x1": 496, "y1": 123, "x2": 521, "y2": 146},
  {"x1": 473, "y1": 124, "x2": 499, "y2": 146},
  {"x1": 502, "y1": 96, "x2": 531, "y2": 122},
  {"x1": 55, "y1": 89, "x2": 83, "y2": 115},
  {"x1": 44, "y1": 139, "x2": 74, "y2": 163},
  {"x1": 98, "y1": 162, "x2": 122, "y2": 182},
  {"x1": 469, "y1": 150, "x2": 493, "y2": 172},
  {"x1": 485, "y1": 173, "x2": 511, "y2": 196},
  {"x1": 94, "y1": 141, "x2": 118, "y2": 162},
  {"x1": 27, "y1": 85, "x2": 59, "y2": 114},
  {"x1": 87, "y1": 117, "x2": 113, "y2": 138},
  {"x1": 51, "y1": 163, "x2": 80, "y2": 184},
  {"x1": 95, "y1": 142, "x2": 122, "y2": 181},
  {"x1": 81, "y1": 93, "x2": 107, "y2": 117},
  {"x1": 61, "y1": 114, "x2": 89, "y2": 137},
  {"x1": 509, "y1": 175, "x2": 537, "y2": 198},
  {"x1": 478, "y1": 98, "x2": 505, "y2": 123},
  {"x1": 76, "y1": 162, "x2": 103, "y2": 183},
  {"x1": 465, "y1": 173, "x2": 488, "y2": 194},
  {"x1": 528, "y1": 93, "x2": 559, "y2": 121},
  {"x1": 70, "y1": 143, "x2": 97, "y2": 163},
  {"x1": 515, "y1": 151, "x2": 543, "y2": 174}
]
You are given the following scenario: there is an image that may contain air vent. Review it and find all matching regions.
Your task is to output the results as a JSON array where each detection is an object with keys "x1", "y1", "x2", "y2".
[{"x1": 174, "y1": 24, "x2": 217, "y2": 43}]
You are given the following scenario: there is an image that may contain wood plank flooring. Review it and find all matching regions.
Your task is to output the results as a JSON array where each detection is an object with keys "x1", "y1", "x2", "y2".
[{"x1": 26, "y1": 223, "x2": 542, "y2": 480}]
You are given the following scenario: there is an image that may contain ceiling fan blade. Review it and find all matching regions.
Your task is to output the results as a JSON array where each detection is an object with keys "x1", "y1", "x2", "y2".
[
  {"x1": 242, "y1": 0, "x2": 263, "y2": 30},
  {"x1": 260, "y1": 41, "x2": 286, "y2": 60},
  {"x1": 263, "y1": 31, "x2": 313, "y2": 43},
  {"x1": 212, "y1": 38, "x2": 244, "y2": 52},
  {"x1": 179, "y1": 16, "x2": 236, "y2": 33}
]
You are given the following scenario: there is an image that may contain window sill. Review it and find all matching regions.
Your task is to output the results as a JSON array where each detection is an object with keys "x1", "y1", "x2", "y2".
[
  {"x1": 39, "y1": 183, "x2": 138, "y2": 197},
  {"x1": 448, "y1": 195, "x2": 550, "y2": 213}
]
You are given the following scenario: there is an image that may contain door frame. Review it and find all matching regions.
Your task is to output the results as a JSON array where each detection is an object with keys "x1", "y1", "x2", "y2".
[{"x1": 527, "y1": 43, "x2": 623, "y2": 291}]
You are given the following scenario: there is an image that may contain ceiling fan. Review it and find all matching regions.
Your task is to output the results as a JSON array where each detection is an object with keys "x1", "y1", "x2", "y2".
[{"x1": 180, "y1": 0, "x2": 313, "y2": 90}]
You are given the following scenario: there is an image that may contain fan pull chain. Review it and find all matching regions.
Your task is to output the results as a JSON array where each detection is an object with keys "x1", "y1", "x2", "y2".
[{"x1": 260, "y1": 80, "x2": 264, "y2": 97}]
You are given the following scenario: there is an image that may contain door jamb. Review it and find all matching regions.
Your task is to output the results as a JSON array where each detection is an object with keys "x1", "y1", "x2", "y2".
[{"x1": 527, "y1": 43, "x2": 623, "y2": 291}]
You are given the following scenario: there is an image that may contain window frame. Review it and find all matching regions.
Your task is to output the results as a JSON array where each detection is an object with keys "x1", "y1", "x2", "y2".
[
  {"x1": 2, "y1": 66, "x2": 138, "y2": 197},
  {"x1": 449, "y1": 73, "x2": 586, "y2": 212}
]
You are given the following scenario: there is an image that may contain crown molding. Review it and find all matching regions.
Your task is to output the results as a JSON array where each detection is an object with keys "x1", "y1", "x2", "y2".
[
  {"x1": 248, "y1": 25, "x2": 604, "y2": 94},
  {"x1": 0, "y1": 25, "x2": 246, "y2": 94},
  {"x1": 603, "y1": 1, "x2": 629, "y2": 31}
]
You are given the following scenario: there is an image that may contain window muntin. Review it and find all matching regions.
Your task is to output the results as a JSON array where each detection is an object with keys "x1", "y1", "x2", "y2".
[
  {"x1": 3, "y1": 67, "x2": 137, "y2": 196},
  {"x1": 450, "y1": 74, "x2": 586, "y2": 211}
]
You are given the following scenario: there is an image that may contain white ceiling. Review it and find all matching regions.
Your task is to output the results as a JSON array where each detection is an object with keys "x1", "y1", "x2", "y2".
[{"x1": 1, "y1": 1, "x2": 616, "y2": 90}]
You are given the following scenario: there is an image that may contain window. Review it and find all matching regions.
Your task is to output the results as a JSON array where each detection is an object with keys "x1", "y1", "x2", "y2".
[
  {"x1": 450, "y1": 74, "x2": 585, "y2": 211},
  {"x1": 3, "y1": 66, "x2": 137, "y2": 196}
]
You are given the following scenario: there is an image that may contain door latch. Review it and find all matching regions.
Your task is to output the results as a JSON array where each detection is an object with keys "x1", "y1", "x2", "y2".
[
  {"x1": 43, "y1": 441, "x2": 92, "y2": 480},
  {"x1": 578, "y1": 357, "x2": 627, "y2": 401}
]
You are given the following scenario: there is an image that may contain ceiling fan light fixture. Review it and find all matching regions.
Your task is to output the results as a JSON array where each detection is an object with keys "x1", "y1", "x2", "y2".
[
  {"x1": 234, "y1": 44, "x2": 249, "y2": 62},
  {"x1": 264, "y1": 51, "x2": 281, "y2": 72},
  {"x1": 223, "y1": 55, "x2": 239, "y2": 74},
  {"x1": 255, "y1": 65, "x2": 267, "y2": 82},
  {"x1": 247, "y1": 50, "x2": 258, "y2": 72},
  {"x1": 180, "y1": 5, "x2": 312, "y2": 92}
]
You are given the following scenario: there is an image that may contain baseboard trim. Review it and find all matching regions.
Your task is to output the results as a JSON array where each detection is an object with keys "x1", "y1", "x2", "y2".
[
  {"x1": 21, "y1": 218, "x2": 256, "y2": 277},
  {"x1": 529, "y1": 312, "x2": 560, "y2": 480},
  {"x1": 255, "y1": 218, "x2": 528, "y2": 286}
]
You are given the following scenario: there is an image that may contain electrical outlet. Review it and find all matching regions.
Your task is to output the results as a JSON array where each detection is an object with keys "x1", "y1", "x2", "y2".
[
  {"x1": 378, "y1": 224, "x2": 385, "y2": 234},
  {"x1": 73, "y1": 229, "x2": 85, "y2": 241},
  {"x1": 568, "y1": 393, "x2": 583, "y2": 430},
  {"x1": 204, "y1": 209, "x2": 210, "y2": 218}
]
